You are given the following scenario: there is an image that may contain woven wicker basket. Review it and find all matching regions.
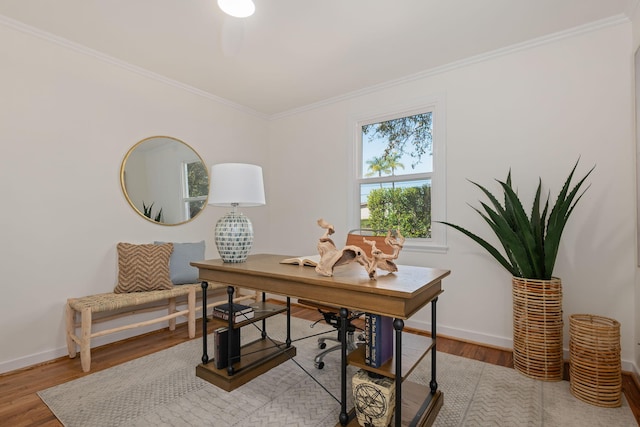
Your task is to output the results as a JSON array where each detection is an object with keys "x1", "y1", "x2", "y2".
[
  {"x1": 512, "y1": 277, "x2": 563, "y2": 381},
  {"x1": 569, "y1": 314, "x2": 621, "y2": 407}
]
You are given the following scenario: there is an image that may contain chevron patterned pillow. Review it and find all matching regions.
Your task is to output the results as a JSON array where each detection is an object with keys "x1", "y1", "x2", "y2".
[{"x1": 114, "y1": 243, "x2": 174, "y2": 293}]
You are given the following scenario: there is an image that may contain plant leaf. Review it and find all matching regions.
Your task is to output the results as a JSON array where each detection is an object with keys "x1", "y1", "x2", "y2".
[
  {"x1": 438, "y1": 220, "x2": 520, "y2": 276},
  {"x1": 544, "y1": 161, "x2": 595, "y2": 275},
  {"x1": 499, "y1": 180, "x2": 542, "y2": 278},
  {"x1": 439, "y1": 159, "x2": 594, "y2": 280}
]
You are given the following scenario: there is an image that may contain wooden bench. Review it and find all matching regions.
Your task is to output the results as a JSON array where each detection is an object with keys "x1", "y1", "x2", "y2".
[{"x1": 65, "y1": 283, "x2": 254, "y2": 372}]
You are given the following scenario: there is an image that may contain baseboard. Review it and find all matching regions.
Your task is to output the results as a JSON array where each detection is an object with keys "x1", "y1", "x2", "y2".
[
  {"x1": 0, "y1": 318, "x2": 191, "y2": 375},
  {"x1": 2, "y1": 288, "x2": 238, "y2": 375},
  {"x1": 0, "y1": 347, "x2": 70, "y2": 376},
  {"x1": 404, "y1": 318, "x2": 513, "y2": 349},
  {"x1": 405, "y1": 317, "x2": 637, "y2": 375}
]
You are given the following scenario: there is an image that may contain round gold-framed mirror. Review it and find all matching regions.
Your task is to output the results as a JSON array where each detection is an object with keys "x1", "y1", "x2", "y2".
[{"x1": 120, "y1": 136, "x2": 209, "y2": 225}]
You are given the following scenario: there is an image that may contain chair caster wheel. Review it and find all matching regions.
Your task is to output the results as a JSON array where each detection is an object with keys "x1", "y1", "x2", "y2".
[
  {"x1": 315, "y1": 361, "x2": 325, "y2": 370},
  {"x1": 319, "y1": 342, "x2": 327, "y2": 349}
]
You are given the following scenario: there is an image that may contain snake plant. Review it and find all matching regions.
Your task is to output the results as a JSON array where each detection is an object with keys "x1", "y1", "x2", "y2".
[
  {"x1": 439, "y1": 160, "x2": 594, "y2": 280},
  {"x1": 142, "y1": 202, "x2": 164, "y2": 223}
]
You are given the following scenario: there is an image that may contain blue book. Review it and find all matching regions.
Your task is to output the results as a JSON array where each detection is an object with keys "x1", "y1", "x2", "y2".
[
  {"x1": 365, "y1": 313, "x2": 393, "y2": 368},
  {"x1": 364, "y1": 315, "x2": 371, "y2": 365}
]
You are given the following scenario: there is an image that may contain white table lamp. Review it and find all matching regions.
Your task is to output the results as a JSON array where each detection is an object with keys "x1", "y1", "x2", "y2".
[{"x1": 209, "y1": 163, "x2": 265, "y2": 263}]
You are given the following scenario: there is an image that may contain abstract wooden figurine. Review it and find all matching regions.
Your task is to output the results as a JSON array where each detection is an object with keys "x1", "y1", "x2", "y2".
[{"x1": 315, "y1": 218, "x2": 405, "y2": 279}]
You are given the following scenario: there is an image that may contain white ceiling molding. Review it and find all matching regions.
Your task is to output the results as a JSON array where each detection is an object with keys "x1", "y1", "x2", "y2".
[
  {"x1": 0, "y1": 13, "x2": 268, "y2": 120},
  {"x1": 269, "y1": 14, "x2": 629, "y2": 121},
  {"x1": 0, "y1": 3, "x2": 630, "y2": 120}
]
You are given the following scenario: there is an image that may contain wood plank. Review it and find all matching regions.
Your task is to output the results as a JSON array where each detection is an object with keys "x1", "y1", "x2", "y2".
[
  {"x1": 400, "y1": 383, "x2": 442, "y2": 426},
  {"x1": 1, "y1": 301, "x2": 638, "y2": 426},
  {"x1": 206, "y1": 301, "x2": 288, "y2": 329},
  {"x1": 196, "y1": 339, "x2": 296, "y2": 391},
  {"x1": 192, "y1": 254, "x2": 449, "y2": 319},
  {"x1": 347, "y1": 334, "x2": 434, "y2": 379},
  {"x1": 338, "y1": 385, "x2": 442, "y2": 427}
]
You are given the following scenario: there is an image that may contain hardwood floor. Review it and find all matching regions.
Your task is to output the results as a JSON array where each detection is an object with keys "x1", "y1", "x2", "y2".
[{"x1": 1, "y1": 302, "x2": 638, "y2": 426}]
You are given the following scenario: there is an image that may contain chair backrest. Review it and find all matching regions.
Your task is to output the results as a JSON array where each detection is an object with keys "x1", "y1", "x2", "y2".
[{"x1": 345, "y1": 229, "x2": 397, "y2": 258}]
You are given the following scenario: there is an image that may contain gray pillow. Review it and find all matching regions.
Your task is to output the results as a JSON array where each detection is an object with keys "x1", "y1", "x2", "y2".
[{"x1": 155, "y1": 241, "x2": 205, "y2": 285}]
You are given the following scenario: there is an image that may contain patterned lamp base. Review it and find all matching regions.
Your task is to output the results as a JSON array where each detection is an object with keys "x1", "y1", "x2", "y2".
[{"x1": 214, "y1": 211, "x2": 254, "y2": 263}]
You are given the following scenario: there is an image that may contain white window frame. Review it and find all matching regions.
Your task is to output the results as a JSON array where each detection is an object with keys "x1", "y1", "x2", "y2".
[
  {"x1": 181, "y1": 161, "x2": 208, "y2": 220},
  {"x1": 349, "y1": 94, "x2": 447, "y2": 253}
]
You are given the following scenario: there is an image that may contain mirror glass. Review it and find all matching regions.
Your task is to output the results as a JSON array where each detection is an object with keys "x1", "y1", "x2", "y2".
[{"x1": 120, "y1": 136, "x2": 209, "y2": 225}]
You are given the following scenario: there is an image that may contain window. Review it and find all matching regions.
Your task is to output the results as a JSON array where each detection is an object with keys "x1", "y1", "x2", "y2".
[
  {"x1": 182, "y1": 161, "x2": 208, "y2": 220},
  {"x1": 352, "y1": 97, "x2": 446, "y2": 251}
]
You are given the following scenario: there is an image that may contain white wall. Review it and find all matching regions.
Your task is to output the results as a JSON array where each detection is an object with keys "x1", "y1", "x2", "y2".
[
  {"x1": 268, "y1": 22, "x2": 637, "y2": 367},
  {"x1": 629, "y1": 0, "x2": 640, "y2": 376},
  {"x1": 1, "y1": 16, "x2": 637, "y2": 375},
  {"x1": 0, "y1": 23, "x2": 269, "y2": 372}
]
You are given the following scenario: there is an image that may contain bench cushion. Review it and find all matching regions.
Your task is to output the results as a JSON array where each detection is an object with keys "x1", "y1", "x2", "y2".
[
  {"x1": 155, "y1": 240, "x2": 204, "y2": 285},
  {"x1": 114, "y1": 242, "x2": 174, "y2": 293},
  {"x1": 70, "y1": 284, "x2": 201, "y2": 313}
]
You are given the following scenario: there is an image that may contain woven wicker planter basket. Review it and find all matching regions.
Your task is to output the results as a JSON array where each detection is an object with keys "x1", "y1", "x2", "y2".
[
  {"x1": 569, "y1": 314, "x2": 621, "y2": 407},
  {"x1": 512, "y1": 277, "x2": 563, "y2": 381}
]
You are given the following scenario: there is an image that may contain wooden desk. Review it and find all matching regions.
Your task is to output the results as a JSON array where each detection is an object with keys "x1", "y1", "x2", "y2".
[{"x1": 192, "y1": 254, "x2": 450, "y2": 426}]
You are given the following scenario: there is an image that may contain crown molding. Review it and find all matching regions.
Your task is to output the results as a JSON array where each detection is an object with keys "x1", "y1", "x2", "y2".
[
  {"x1": 0, "y1": 14, "x2": 268, "y2": 120},
  {"x1": 0, "y1": 12, "x2": 629, "y2": 122},
  {"x1": 270, "y1": 14, "x2": 629, "y2": 121}
]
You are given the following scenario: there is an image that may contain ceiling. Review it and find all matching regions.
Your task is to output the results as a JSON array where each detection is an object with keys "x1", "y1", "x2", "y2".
[{"x1": 0, "y1": 0, "x2": 633, "y2": 117}]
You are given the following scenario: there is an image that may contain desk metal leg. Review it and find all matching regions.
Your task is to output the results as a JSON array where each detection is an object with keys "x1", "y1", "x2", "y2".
[
  {"x1": 394, "y1": 318, "x2": 404, "y2": 427},
  {"x1": 430, "y1": 297, "x2": 438, "y2": 393},
  {"x1": 201, "y1": 281, "x2": 209, "y2": 364},
  {"x1": 339, "y1": 307, "x2": 349, "y2": 426},
  {"x1": 261, "y1": 292, "x2": 267, "y2": 339},
  {"x1": 226, "y1": 286, "x2": 235, "y2": 376},
  {"x1": 286, "y1": 297, "x2": 292, "y2": 347}
]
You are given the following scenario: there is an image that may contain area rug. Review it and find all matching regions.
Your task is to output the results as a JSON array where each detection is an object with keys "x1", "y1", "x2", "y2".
[{"x1": 39, "y1": 315, "x2": 636, "y2": 426}]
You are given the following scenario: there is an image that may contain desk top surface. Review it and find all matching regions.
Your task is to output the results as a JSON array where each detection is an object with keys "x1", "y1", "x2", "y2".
[{"x1": 192, "y1": 254, "x2": 450, "y2": 318}]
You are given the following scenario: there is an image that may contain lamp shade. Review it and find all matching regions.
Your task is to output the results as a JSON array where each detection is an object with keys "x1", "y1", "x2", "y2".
[
  {"x1": 217, "y1": 0, "x2": 255, "y2": 18},
  {"x1": 208, "y1": 163, "x2": 265, "y2": 207}
]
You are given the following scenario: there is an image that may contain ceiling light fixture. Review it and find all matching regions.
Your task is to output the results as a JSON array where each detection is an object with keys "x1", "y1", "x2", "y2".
[{"x1": 217, "y1": 0, "x2": 255, "y2": 18}]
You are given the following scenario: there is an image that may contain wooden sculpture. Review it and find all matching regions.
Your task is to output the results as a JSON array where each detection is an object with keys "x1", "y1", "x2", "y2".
[{"x1": 315, "y1": 218, "x2": 405, "y2": 279}]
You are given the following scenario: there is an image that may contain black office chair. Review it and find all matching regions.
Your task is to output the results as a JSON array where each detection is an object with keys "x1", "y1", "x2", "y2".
[
  {"x1": 298, "y1": 302, "x2": 364, "y2": 369},
  {"x1": 299, "y1": 229, "x2": 395, "y2": 369}
]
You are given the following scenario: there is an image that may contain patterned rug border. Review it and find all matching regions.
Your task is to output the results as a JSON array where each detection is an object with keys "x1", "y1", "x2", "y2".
[{"x1": 39, "y1": 315, "x2": 636, "y2": 426}]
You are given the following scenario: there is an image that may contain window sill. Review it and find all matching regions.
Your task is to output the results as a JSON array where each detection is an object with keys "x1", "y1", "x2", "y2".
[{"x1": 402, "y1": 241, "x2": 448, "y2": 254}]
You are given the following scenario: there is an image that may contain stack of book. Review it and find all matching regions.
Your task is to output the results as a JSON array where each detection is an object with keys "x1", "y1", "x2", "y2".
[
  {"x1": 364, "y1": 313, "x2": 394, "y2": 368},
  {"x1": 212, "y1": 302, "x2": 255, "y2": 322},
  {"x1": 213, "y1": 327, "x2": 241, "y2": 369}
]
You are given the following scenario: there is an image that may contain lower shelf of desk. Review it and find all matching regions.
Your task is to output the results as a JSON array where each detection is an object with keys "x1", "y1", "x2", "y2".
[
  {"x1": 340, "y1": 384, "x2": 443, "y2": 427},
  {"x1": 196, "y1": 338, "x2": 296, "y2": 392},
  {"x1": 347, "y1": 333, "x2": 434, "y2": 379},
  {"x1": 344, "y1": 330, "x2": 440, "y2": 427}
]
